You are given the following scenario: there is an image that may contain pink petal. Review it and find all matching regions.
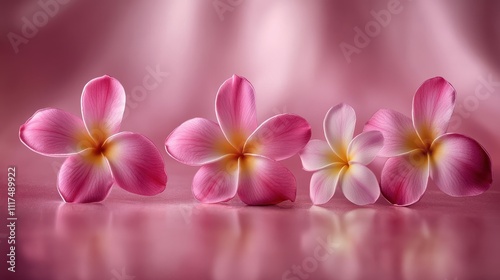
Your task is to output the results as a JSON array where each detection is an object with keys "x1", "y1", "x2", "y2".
[
  {"x1": 57, "y1": 152, "x2": 114, "y2": 203},
  {"x1": 412, "y1": 77, "x2": 455, "y2": 143},
  {"x1": 347, "y1": 130, "x2": 384, "y2": 165},
  {"x1": 165, "y1": 118, "x2": 235, "y2": 166},
  {"x1": 215, "y1": 75, "x2": 258, "y2": 149},
  {"x1": 364, "y1": 109, "x2": 422, "y2": 157},
  {"x1": 299, "y1": 140, "x2": 342, "y2": 171},
  {"x1": 430, "y1": 133, "x2": 492, "y2": 196},
  {"x1": 380, "y1": 151, "x2": 430, "y2": 206},
  {"x1": 19, "y1": 108, "x2": 91, "y2": 156},
  {"x1": 81, "y1": 75, "x2": 126, "y2": 142},
  {"x1": 310, "y1": 164, "x2": 345, "y2": 205},
  {"x1": 340, "y1": 163, "x2": 380, "y2": 205},
  {"x1": 323, "y1": 103, "x2": 356, "y2": 159},
  {"x1": 244, "y1": 114, "x2": 311, "y2": 161},
  {"x1": 192, "y1": 157, "x2": 239, "y2": 203},
  {"x1": 105, "y1": 132, "x2": 167, "y2": 196},
  {"x1": 237, "y1": 155, "x2": 296, "y2": 205}
]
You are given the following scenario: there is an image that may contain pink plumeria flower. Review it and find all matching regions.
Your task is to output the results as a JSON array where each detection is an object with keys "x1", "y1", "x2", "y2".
[
  {"x1": 20, "y1": 76, "x2": 167, "y2": 203},
  {"x1": 364, "y1": 77, "x2": 492, "y2": 206},
  {"x1": 299, "y1": 104, "x2": 384, "y2": 205},
  {"x1": 165, "y1": 75, "x2": 311, "y2": 205}
]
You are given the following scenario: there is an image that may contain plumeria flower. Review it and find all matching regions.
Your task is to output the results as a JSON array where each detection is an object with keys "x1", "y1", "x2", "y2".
[
  {"x1": 299, "y1": 104, "x2": 384, "y2": 205},
  {"x1": 364, "y1": 77, "x2": 492, "y2": 206},
  {"x1": 20, "y1": 76, "x2": 167, "y2": 203},
  {"x1": 165, "y1": 75, "x2": 311, "y2": 205}
]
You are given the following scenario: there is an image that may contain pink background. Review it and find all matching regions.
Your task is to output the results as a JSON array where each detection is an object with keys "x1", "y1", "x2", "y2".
[
  {"x1": 1, "y1": 1, "x2": 499, "y2": 279},
  {"x1": 1, "y1": 0, "x2": 499, "y2": 178}
]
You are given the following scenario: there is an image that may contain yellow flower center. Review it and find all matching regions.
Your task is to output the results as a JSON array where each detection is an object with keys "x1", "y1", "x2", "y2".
[
  {"x1": 215, "y1": 135, "x2": 263, "y2": 174},
  {"x1": 410, "y1": 127, "x2": 442, "y2": 167},
  {"x1": 78, "y1": 127, "x2": 114, "y2": 165}
]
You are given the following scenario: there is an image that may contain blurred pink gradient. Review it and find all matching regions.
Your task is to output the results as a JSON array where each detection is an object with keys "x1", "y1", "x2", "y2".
[
  {"x1": 1, "y1": 1, "x2": 499, "y2": 279},
  {"x1": 1, "y1": 0, "x2": 499, "y2": 179}
]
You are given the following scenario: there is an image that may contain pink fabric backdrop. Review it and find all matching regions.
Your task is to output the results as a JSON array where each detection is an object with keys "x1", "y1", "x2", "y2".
[{"x1": 1, "y1": 1, "x2": 499, "y2": 184}]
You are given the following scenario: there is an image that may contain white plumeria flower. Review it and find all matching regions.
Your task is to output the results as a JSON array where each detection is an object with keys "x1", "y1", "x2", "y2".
[{"x1": 299, "y1": 103, "x2": 384, "y2": 205}]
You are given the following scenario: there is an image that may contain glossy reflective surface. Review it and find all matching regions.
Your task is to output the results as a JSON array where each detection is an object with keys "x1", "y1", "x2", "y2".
[{"x1": 1, "y1": 166, "x2": 499, "y2": 280}]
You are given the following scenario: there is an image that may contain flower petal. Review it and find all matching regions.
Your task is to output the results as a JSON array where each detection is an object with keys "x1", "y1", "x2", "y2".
[
  {"x1": 19, "y1": 108, "x2": 91, "y2": 156},
  {"x1": 237, "y1": 155, "x2": 296, "y2": 205},
  {"x1": 192, "y1": 157, "x2": 239, "y2": 203},
  {"x1": 380, "y1": 151, "x2": 430, "y2": 206},
  {"x1": 299, "y1": 140, "x2": 342, "y2": 171},
  {"x1": 57, "y1": 152, "x2": 114, "y2": 203},
  {"x1": 412, "y1": 77, "x2": 455, "y2": 143},
  {"x1": 310, "y1": 164, "x2": 344, "y2": 205},
  {"x1": 105, "y1": 132, "x2": 167, "y2": 196},
  {"x1": 215, "y1": 75, "x2": 258, "y2": 149},
  {"x1": 165, "y1": 118, "x2": 235, "y2": 166},
  {"x1": 430, "y1": 133, "x2": 492, "y2": 196},
  {"x1": 244, "y1": 114, "x2": 311, "y2": 161},
  {"x1": 81, "y1": 75, "x2": 126, "y2": 142},
  {"x1": 347, "y1": 130, "x2": 384, "y2": 165},
  {"x1": 364, "y1": 109, "x2": 421, "y2": 157},
  {"x1": 323, "y1": 103, "x2": 356, "y2": 159},
  {"x1": 341, "y1": 164, "x2": 380, "y2": 205}
]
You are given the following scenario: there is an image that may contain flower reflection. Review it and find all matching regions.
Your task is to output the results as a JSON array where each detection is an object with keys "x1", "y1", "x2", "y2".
[
  {"x1": 18, "y1": 202, "x2": 60, "y2": 279},
  {"x1": 18, "y1": 202, "x2": 116, "y2": 280},
  {"x1": 54, "y1": 203, "x2": 114, "y2": 280},
  {"x1": 16, "y1": 200, "x2": 491, "y2": 280},
  {"x1": 190, "y1": 204, "x2": 251, "y2": 280},
  {"x1": 300, "y1": 207, "x2": 378, "y2": 279},
  {"x1": 108, "y1": 203, "x2": 209, "y2": 279},
  {"x1": 301, "y1": 206, "x2": 485, "y2": 280},
  {"x1": 401, "y1": 214, "x2": 487, "y2": 280},
  {"x1": 189, "y1": 205, "x2": 308, "y2": 280}
]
